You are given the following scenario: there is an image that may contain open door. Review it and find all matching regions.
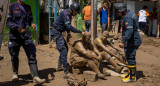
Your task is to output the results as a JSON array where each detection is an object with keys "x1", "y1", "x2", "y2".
[{"x1": 0, "y1": 0, "x2": 10, "y2": 49}]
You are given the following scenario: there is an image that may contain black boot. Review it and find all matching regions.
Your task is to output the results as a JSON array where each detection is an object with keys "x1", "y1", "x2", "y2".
[
  {"x1": 122, "y1": 65, "x2": 136, "y2": 82},
  {"x1": 29, "y1": 64, "x2": 46, "y2": 85},
  {"x1": 56, "y1": 58, "x2": 63, "y2": 71},
  {"x1": 12, "y1": 62, "x2": 19, "y2": 82},
  {"x1": 63, "y1": 65, "x2": 71, "y2": 79}
]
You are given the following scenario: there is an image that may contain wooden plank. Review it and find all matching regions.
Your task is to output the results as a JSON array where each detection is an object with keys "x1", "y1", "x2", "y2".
[
  {"x1": 0, "y1": 0, "x2": 10, "y2": 49},
  {"x1": 115, "y1": 20, "x2": 119, "y2": 34},
  {"x1": 156, "y1": 0, "x2": 160, "y2": 38},
  {"x1": 91, "y1": 0, "x2": 97, "y2": 42}
]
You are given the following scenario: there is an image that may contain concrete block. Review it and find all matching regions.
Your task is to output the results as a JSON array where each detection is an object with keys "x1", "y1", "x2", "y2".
[{"x1": 83, "y1": 71, "x2": 98, "y2": 82}]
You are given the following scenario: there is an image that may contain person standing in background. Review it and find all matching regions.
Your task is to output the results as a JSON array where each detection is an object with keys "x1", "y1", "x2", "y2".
[
  {"x1": 148, "y1": 8, "x2": 157, "y2": 36},
  {"x1": 138, "y1": 6, "x2": 150, "y2": 32},
  {"x1": 98, "y1": 1, "x2": 110, "y2": 32},
  {"x1": 82, "y1": 1, "x2": 91, "y2": 32}
]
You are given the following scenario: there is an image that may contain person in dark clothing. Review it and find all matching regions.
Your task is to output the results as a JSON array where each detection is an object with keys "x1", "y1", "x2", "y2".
[
  {"x1": 51, "y1": 2, "x2": 84, "y2": 78},
  {"x1": 6, "y1": 0, "x2": 46, "y2": 85},
  {"x1": 114, "y1": 2, "x2": 142, "y2": 82}
]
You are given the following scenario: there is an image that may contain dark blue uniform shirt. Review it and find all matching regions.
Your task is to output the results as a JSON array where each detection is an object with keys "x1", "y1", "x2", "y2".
[
  {"x1": 7, "y1": 2, "x2": 33, "y2": 39},
  {"x1": 53, "y1": 9, "x2": 82, "y2": 33},
  {"x1": 122, "y1": 10, "x2": 142, "y2": 46}
]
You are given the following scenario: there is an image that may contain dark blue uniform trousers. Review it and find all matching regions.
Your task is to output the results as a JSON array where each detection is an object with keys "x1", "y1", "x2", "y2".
[
  {"x1": 9, "y1": 39, "x2": 37, "y2": 66},
  {"x1": 51, "y1": 29, "x2": 68, "y2": 67},
  {"x1": 124, "y1": 45, "x2": 139, "y2": 66}
]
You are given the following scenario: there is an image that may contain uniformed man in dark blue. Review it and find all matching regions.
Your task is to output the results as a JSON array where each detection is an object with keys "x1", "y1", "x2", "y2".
[
  {"x1": 114, "y1": 3, "x2": 142, "y2": 82},
  {"x1": 51, "y1": 2, "x2": 84, "y2": 78},
  {"x1": 6, "y1": 0, "x2": 46, "y2": 84}
]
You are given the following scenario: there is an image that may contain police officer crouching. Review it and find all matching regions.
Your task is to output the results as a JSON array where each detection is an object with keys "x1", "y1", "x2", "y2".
[
  {"x1": 6, "y1": 0, "x2": 46, "y2": 84},
  {"x1": 114, "y1": 3, "x2": 142, "y2": 82},
  {"x1": 51, "y1": 2, "x2": 85, "y2": 78}
]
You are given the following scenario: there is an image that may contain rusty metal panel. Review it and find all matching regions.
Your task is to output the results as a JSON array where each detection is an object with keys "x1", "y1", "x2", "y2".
[{"x1": 0, "y1": 0, "x2": 10, "y2": 49}]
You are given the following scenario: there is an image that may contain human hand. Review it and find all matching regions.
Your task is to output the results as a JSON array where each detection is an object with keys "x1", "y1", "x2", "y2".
[
  {"x1": 119, "y1": 42, "x2": 124, "y2": 48},
  {"x1": 31, "y1": 23, "x2": 36, "y2": 29},
  {"x1": 99, "y1": 7, "x2": 102, "y2": 12},
  {"x1": 81, "y1": 32, "x2": 85, "y2": 36},
  {"x1": 17, "y1": 28, "x2": 26, "y2": 33}
]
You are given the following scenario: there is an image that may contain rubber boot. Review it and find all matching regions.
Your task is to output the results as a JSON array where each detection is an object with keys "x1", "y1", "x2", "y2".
[
  {"x1": 63, "y1": 64, "x2": 71, "y2": 79},
  {"x1": 121, "y1": 67, "x2": 129, "y2": 78},
  {"x1": 122, "y1": 65, "x2": 136, "y2": 82},
  {"x1": 29, "y1": 64, "x2": 46, "y2": 85},
  {"x1": 56, "y1": 58, "x2": 63, "y2": 71},
  {"x1": 12, "y1": 63, "x2": 19, "y2": 82}
]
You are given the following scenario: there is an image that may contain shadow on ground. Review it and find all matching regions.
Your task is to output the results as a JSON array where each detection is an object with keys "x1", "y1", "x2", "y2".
[
  {"x1": 136, "y1": 71, "x2": 145, "y2": 80},
  {"x1": 0, "y1": 68, "x2": 56, "y2": 86}
]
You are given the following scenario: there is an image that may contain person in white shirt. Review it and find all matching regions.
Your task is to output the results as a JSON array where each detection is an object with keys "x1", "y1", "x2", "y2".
[{"x1": 138, "y1": 6, "x2": 149, "y2": 32}]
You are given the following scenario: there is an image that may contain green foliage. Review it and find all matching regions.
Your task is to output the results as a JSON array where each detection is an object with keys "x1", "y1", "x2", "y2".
[{"x1": 77, "y1": 14, "x2": 83, "y2": 38}]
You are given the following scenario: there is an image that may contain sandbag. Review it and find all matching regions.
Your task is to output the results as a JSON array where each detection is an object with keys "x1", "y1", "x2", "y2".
[{"x1": 67, "y1": 74, "x2": 87, "y2": 86}]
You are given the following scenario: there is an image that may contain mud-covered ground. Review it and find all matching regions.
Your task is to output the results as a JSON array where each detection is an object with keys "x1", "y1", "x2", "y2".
[{"x1": 0, "y1": 34, "x2": 160, "y2": 86}]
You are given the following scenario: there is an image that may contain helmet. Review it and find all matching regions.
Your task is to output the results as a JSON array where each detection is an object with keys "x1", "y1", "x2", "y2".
[
  {"x1": 70, "y1": 2, "x2": 81, "y2": 14},
  {"x1": 114, "y1": 3, "x2": 127, "y2": 12}
]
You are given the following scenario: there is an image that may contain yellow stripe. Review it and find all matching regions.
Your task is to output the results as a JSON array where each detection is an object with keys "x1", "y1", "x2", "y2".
[
  {"x1": 122, "y1": 75, "x2": 130, "y2": 82},
  {"x1": 97, "y1": 38, "x2": 102, "y2": 43},
  {"x1": 128, "y1": 65, "x2": 136, "y2": 68},
  {"x1": 121, "y1": 69, "x2": 130, "y2": 78}
]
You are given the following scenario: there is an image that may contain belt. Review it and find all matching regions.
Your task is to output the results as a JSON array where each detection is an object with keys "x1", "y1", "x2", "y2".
[{"x1": 53, "y1": 29, "x2": 62, "y2": 41}]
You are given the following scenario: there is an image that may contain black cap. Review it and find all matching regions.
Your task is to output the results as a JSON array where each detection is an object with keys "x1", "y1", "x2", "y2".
[{"x1": 70, "y1": 2, "x2": 81, "y2": 14}]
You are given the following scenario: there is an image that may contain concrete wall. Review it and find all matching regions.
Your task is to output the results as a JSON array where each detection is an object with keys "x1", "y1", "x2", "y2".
[{"x1": 126, "y1": 1, "x2": 158, "y2": 15}]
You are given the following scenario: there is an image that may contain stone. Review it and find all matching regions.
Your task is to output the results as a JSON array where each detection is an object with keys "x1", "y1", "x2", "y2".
[{"x1": 83, "y1": 71, "x2": 98, "y2": 82}]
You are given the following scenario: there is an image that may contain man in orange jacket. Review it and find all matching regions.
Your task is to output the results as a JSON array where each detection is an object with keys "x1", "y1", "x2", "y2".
[{"x1": 82, "y1": 1, "x2": 91, "y2": 32}]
